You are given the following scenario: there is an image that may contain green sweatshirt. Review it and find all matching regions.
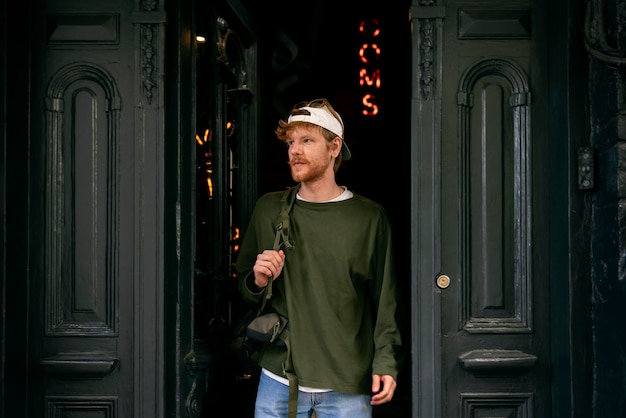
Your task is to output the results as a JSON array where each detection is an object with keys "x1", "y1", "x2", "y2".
[{"x1": 236, "y1": 187, "x2": 404, "y2": 395}]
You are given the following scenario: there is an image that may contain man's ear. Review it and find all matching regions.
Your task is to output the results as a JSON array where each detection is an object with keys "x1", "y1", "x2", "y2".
[{"x1": 333, "y1": 137, "x2": 342, "y2": 158}]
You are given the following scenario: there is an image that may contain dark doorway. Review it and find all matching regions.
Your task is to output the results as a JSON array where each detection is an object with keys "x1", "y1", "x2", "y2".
[{"x1": 213, "y1": 0, "x2": 414, "y2": 416}]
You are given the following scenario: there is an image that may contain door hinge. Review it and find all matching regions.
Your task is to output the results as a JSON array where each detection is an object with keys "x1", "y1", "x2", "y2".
[{"x1": 578, "y1": 146, "x2": 595, "y2": 190}]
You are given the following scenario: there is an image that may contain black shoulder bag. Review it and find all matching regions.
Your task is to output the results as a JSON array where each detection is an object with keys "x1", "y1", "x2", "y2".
[
  {"x1": 245, "y1": 183, "x2": 299, "y2": 342},
  {"x1": 233, "y1": 184, "x2": 300, "y2": 416}
]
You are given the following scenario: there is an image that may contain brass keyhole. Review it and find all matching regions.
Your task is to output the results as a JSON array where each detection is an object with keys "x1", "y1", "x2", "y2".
[{"x1": 436, "y1": 274, "x2": 450, "y2": 289}]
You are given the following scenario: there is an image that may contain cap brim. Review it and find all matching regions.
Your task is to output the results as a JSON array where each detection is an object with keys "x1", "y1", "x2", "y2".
[{"x1": 341, "y1": 142, "x2": 352, "y2": 161}]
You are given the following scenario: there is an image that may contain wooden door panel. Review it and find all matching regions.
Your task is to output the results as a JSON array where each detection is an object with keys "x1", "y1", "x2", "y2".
[
  {"x1": 39, "y1": 20, "x2": 132, "y2": 418},
  {"x1": 32, "y1": 1, "x2": 166, "y2": 416},
  {"x1": 411, "y1": 1, "x2": 550, "y2": 416}
]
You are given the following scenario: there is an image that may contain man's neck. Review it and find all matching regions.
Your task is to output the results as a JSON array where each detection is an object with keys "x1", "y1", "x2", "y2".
[{"x1": 298, "y1": 180, "x2": 344, "y2": 203}]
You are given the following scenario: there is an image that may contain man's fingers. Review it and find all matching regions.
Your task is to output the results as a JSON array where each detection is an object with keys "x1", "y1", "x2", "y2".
[
  {"x1": 254, "y1": 250, "x2": 286, "y2": 284},
  {"x1": 370, "y1": 375, "x2": 397, "y2": 405}
]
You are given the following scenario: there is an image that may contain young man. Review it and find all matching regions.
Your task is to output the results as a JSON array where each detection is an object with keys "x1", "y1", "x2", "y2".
[{"x1": 236, "y1": 98, "x2": 404, "y2": 417}]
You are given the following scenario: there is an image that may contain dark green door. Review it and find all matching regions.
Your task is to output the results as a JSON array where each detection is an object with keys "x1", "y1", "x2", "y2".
[
  {"x1": 26, "y1": 1, "x2": 169, "y2": 416},
  {"x1": 411, "y1": 1, "x2": 551, "y2": 416}
]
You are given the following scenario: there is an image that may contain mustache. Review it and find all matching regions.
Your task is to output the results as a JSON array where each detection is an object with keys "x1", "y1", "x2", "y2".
[{"x1": 288, "y1": 159, "x2": 306, "y2": 166}]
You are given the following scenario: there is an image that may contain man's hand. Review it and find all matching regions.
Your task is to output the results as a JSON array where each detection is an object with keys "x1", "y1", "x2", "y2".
[
  {"x1": 370, "y1": 374, "x2": 397, "y2": 405},
  {"x1": 252, "y1": 249, "x2": 285, "y2": 288}
]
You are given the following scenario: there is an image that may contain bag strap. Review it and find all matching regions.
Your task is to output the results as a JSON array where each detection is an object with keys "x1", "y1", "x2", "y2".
[
  {"x1": 278, "y1": 328, "x2": 298, "y2": 418},
  {"x1": 260, "y1": 183, "x2": 300, "y2": 311},
  {"x1": 273, "y1": 182, "x2": 300, "y2": 251},
  {"x1": 258, "y1": 184, "x2": 301, "y2": 418}
]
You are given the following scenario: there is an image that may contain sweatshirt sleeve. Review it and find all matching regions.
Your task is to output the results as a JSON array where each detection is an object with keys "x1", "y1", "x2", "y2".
[
  {"x1": 236, "y1": 192, "x2": 282, "y2": 304},
  {"x1": 370, "y1": 215, "x2": 406, "y2": 379}
]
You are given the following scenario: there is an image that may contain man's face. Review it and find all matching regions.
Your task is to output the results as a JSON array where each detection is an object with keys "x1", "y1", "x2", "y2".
[{"x1": 286, "y1": 125, "x2": 339, "y2": 183}]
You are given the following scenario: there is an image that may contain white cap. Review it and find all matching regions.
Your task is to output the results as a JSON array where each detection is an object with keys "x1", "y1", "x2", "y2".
[{"x1": 287, "y1": 106, "x2": 352, "y2": 160}]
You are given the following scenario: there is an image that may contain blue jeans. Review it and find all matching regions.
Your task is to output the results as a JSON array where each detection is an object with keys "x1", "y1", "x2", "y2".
[{"x1": 255, "y1": 372, "x2": 372, "y2": 418}]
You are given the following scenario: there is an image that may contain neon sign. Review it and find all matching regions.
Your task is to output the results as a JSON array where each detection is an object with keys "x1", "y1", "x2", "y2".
[{"x1": 358, "y1": 18, "x2": 381, "y2": 116}]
